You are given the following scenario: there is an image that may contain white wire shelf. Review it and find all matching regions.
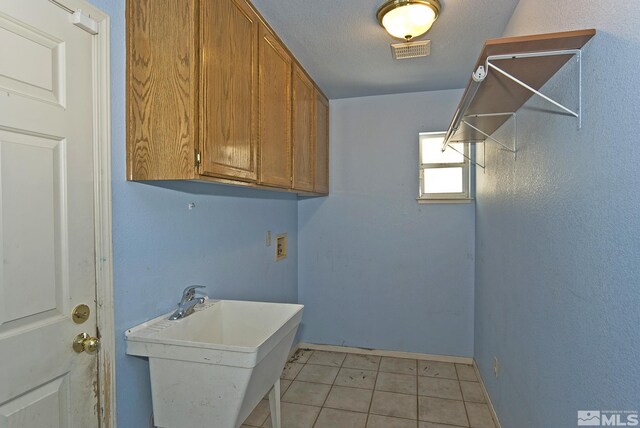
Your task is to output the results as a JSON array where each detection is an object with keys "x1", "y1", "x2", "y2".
[{"x1": 441, "y1": 29, "x2": 596, "y2": 169}]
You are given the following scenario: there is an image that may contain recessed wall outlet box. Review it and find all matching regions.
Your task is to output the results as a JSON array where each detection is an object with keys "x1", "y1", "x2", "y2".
[
  {"x1": 493, "y1": 356, "x2": 500, "y2": 378},
  {"x1": 276, "y1": 234, "x2": 287, "y2": 261}
]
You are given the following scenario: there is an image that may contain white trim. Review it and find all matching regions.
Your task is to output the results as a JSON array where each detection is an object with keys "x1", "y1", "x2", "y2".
[
  {"x1": 473, "y1": 361, "x2": 502, "y2": 428},
  {"x1": 93, "y1": 14, "x2": 116, "y2": 428},
  {"x1": 417, "y1": 198, "x2": 475, "y2": 205},
  {"x1": 57, "y1": 0, "x2": 116, "y2": 426},
  {"x1": 419, "y1": 132, "x2": 472, "y2": 201},
  {"x1": 297, "y1": 343, "x2": 474, "y2": 365}
]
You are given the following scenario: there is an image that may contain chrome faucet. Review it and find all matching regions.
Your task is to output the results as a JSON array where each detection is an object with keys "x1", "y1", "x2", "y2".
[{"x1": 169, "y1": 286, "x2": 207, "y2": 320}]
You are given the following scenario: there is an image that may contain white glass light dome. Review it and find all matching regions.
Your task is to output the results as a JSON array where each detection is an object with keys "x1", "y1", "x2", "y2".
[{"x1": 377, "y1": 0, "x2": 441, "y2": 40}]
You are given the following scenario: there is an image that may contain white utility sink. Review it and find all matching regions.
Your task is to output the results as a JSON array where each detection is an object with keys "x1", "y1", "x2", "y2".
[{"x1": 126, "y1": 299, "x2": 304, "y2": 428}]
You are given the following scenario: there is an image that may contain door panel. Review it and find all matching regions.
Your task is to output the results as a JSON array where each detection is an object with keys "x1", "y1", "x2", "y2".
[
  {"x1": 292, "y1": 66, "x2": 314, "y2": 192},
  {"x1": 314, "y1": 92, "x2": 329, "y2": 194},
  {"x1": 0, "y1": 131, "x2": 65, "y2": 324},
  {"x1": 0, "y1": 1, "x2": 98, "y2": 426},
  {"x1": 200, "y1": 0, "x2": 258, "y2": 181},
  {"x1": 0, "y1": 375, "x2": 69, "y2": 427},
  {"x1": 0, "y1": 14, "x2": 65, "y2": 107},
  {"x1": 258, "y1": 25, "x2": 292, "y2": 188}
]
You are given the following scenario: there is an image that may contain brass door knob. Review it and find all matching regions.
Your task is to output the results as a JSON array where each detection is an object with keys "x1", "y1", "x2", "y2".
[{"x1": 73, "y1": 333, "x2": 101, "y2": 354}]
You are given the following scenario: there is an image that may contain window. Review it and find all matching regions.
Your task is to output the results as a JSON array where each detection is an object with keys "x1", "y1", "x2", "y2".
[{"x1": 418, "y1": 132, "x2": 470, "y2": 201}]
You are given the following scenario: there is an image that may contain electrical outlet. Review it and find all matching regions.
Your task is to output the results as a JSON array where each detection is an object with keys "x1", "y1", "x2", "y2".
[
  {"x1": 266, "y1": 230, "x2": 272, "y2": 247},
  {"x1": 493, "y1": 356, "x2": 500, "y2": 378},
  {"x1": 276, "y1": 234, "x2": 287, "y2": 261}
]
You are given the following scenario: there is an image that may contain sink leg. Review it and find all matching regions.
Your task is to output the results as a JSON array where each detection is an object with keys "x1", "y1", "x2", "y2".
[{"x1": 268, "y1": 379, "x2": 281, "y2": 428}]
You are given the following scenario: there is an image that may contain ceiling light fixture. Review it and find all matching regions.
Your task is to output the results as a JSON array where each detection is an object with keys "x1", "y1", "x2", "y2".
[{"x1": 377, "y1": 0, "x2": 441, "y2": 41}]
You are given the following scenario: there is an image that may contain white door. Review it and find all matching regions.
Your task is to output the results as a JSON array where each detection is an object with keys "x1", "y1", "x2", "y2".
[{"x1": 0, "y1": 0, "x2": 99, "y2": 426}]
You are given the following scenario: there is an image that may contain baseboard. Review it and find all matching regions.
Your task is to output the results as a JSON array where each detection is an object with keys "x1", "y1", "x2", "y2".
[
  {"x1": 473, "y1": 361, "x2": 502, "y2": 428},
  {"x1": 297, "y1": 342, "x2": 474, "y2": 365}
]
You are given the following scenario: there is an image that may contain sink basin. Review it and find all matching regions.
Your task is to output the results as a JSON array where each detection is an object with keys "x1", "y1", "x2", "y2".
[{"x1": 126, "y1": 299, "x2": 303, "y2": 428}]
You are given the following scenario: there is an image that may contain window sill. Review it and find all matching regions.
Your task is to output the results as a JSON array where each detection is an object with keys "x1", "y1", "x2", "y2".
[{"x1": 416, "y1": 198, "x2": 475, "y2": 205}]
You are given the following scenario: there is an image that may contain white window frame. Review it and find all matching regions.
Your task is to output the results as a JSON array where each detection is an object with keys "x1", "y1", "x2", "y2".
[{"x1": 418, "y1": 131, "x2": 471, "y2": 202}]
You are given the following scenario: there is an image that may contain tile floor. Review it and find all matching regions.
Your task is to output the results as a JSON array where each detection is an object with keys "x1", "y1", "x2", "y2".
[{"x1": 241, "y1": 349, "x2": 496, "y2": 428}]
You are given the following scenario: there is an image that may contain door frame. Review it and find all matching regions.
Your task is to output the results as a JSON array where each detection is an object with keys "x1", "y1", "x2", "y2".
[
  {"x1": 91, "y1": 7, "x2": 116, "y2": 428},
  {"x1": 47, "y1": 1, "x2": 116, "y2": 426}
]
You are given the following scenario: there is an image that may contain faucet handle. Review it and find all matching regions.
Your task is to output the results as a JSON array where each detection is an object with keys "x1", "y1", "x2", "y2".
[{"x1": 181, "y1": 285, "x2": 207, "y2": 301}]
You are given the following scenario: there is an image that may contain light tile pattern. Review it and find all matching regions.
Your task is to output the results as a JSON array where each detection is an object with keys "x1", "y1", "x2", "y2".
[
  {"x1": 465, "y1": 402, "x2": 496, "y2": 428},
  {"x1": 368, "y1": 414, "x2": 418, "y2": 428},
  {"x1": 314, "y1": 408, "x2": 368, "y2": 428},
  {"x1": 279, "y1": 379, "x2": 293, "y2": 396},
  {"x1": 460, "y1": 381, "x2": 485, "y2": 403},
  {"x1": 289, "y1": 348, "x2": 314, "y2": 364},
  {"x1": 324, "y1": 386, "x2": 372, "y2": 413},
  {"x1": 281, "y1": 362, "x2": 305, "y2": 380},
  {"x1": 376, "y1": 372, "x2": 417, "y2": 395},
  {"x1": 380, "y1": 357, "x2": 418, "y2": 375},
  {"x1": 296, "y1": 364, "x2": 339, "y2": 385},
  {"x1": 418, "y1": 396, "x2": 468, "y2": 426},
  {"x1": 418, "y1": 361, "x2": 458, "y2": 379},
  {"x1": 242, "y1": 349, "x2": 496, "y2": 428},
  {"x1": 455, "y1": 364, "x2": 478, "y2": 382},
  {"x1": 419, "y1": 422, "x2": 467, "y2": 428},
  {"x1": 370, "y1": 390, "x2": 417, "y2": 419},
  {"x1": 418, "y1": 377, "x2": 463, "y2": 401},
  {"x1": 343, "y1": 354, "x2": 381, "y2": 371},
  {"x1": 282, "y1": 381, "x2": 331, "y2": 406},
  {"x1": 334, "y1": 367, "x2": 377, "y2": 389},
  {"x1": 262, "y1": 402, "x2": 320, "y2": 428},
  {"x1": 307, "y1": 350, "x2": 347, "y2": 367}
]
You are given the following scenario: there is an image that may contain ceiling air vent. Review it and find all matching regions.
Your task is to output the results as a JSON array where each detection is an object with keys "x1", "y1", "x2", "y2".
[{"x1": 391, "y1": 40, "x2": 431, "y2": 60}]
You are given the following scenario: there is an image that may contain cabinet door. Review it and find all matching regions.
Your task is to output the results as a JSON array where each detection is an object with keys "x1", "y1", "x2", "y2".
[
  {"x1": 292, "y1": 65, "x2": 315, "y2": 192},
  {"x1": 127, "y1": 0, "x2": 198, "y2": 180},
  {"x1": 258, "y1": 24, "x2": 292, "y2": 188},
  {"x1": 314, "y1": 91, "x2": 329, "y2": 194},
  {"x1": 200, "y1": 0, "x2": 258, "y2": 181}
]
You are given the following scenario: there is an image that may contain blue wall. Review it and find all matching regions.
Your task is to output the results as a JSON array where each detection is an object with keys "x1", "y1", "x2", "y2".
[
  {"x1": 87, "y1": 1, "x2": 299, "y2": 426},
  {"x1": 474, "y1": 1, "x2": 640, "y2": 427},
  {"x1": 298, "y1": 90, "x2": 475, "y2": 357},
  {"x1": 85, "y1": 1, "x2": 640, "y2": 427}
]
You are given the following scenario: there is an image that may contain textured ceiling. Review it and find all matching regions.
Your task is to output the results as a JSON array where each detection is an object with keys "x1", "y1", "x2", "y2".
[{"x1": 250, "y1": 0, "x2": 521, "y2": 99}]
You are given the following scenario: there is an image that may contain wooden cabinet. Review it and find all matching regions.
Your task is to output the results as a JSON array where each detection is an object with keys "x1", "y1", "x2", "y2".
[
  {"x1": 291, "y1": 65, "x2": 315, "y2": 192},
  {"x1": 127, "y1": 0, "x2": 329, "y2": 196},
  {"x1": 199, "y1": 0, "x2": 258, "y2": 181},
  {"x1": 314, "y1": 91, "x2": 329, "y2": 194},
  {"x1": 127, "y1": 0, "x2": 199, "y2": 180},
  {"x1": 258, "y1": 25, "x2": 292, "y2": 188}
]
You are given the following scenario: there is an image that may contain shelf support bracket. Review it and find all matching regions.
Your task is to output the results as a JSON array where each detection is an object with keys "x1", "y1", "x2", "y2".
[
  {"x1": 485, "y1": 49, "x2": 582, "y2": 128},
  {"x1": 462, "y1": 113, "x2": 517, "y2": 160},
  {"x1": 446, "y1": 112, "x2": 517, "y2": 169},
  {"x1": 447, "y1": 143, "x2": 486, "y2": 171}
]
